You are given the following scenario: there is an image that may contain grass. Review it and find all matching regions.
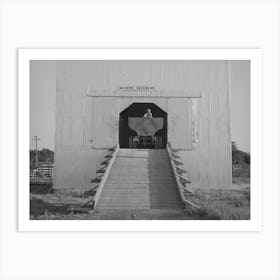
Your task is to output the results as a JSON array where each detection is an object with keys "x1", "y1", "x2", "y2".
[
  {"x1": 30, "y1": 162, "x2": 250, "y2": 220},
  {"x1": 30, "y1": 184, "x2": 250, "y2": 220},
  {"x1": 192, "y1": 185, "x2": 250, "y2": 220}
]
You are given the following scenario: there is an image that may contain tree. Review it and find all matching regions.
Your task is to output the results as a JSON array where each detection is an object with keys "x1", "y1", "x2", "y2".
[
  {"x1": 30, "y1": 148, "x2": 54, "y2": 169},
  {"x1": 232, "y1": 141, "x2": 250, "y2": 165},
  {"x1": 232, "y1": 141, "x2": 237, "y2": 151},
  {"x1": 244, "y1": 153, "x2": 250, "y2": 165}
]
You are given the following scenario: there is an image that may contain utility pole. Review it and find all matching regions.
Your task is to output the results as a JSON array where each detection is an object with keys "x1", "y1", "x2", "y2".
[{"x1": 32, "y1": 136, "x2": 40, "y2": 168}]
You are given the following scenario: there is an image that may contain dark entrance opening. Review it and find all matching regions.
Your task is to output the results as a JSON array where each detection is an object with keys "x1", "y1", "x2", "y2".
[{"x1": 119, "y1": 103, "x2": 167, "y2": 149}]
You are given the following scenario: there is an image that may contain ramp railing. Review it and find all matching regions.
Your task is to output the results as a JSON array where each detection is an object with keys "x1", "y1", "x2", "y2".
[
  {"x1": 93, "y1": 144, "x2": 120, "y2": 209},
  {"x1": 166, "y1": 142, "x2": 200, "y2": 210},
  {"x1": 66, "y1": 145, "x2": 119, "y2": 214}
]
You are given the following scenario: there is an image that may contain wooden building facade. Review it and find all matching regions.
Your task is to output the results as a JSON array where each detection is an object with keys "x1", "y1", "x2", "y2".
[{"x1": 54, "y1": 61, "x2": 232, "y2": 190}]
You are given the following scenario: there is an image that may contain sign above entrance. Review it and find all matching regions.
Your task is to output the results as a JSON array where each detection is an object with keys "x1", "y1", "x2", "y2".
[
  {"x1": 118, "y1": 86, "x2": 156, "y2": 91},
  {"x1": 85, "y1": 88, "x2": 202, "y2": 98}
]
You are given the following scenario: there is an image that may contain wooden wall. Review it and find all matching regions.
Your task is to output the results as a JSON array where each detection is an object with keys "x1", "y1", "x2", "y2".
[{"x1": 55, "y1": 61, "x2": 232, "y2": 190}]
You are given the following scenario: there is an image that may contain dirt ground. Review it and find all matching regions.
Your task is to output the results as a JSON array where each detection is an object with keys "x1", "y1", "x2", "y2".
[{"x1": 30, "y1": 182, "x2": 250, "y2": 220}]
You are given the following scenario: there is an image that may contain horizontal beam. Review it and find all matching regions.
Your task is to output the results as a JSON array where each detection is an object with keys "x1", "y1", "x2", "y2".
[{"x1": 85, "y1": 89, "x2": 202, "y2": 98}]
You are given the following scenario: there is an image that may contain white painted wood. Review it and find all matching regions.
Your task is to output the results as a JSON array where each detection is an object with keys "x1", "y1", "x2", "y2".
[
  {"x1": 86, "y1": 89, "x2": 201, "y2": 98},
  {"x1": 117, "y1": 97, "x2": 168, "y2": 113},
  {"x1": 57, "y1": 60, "x2": 205, "y2": 94},
  {"x1": 168, "y1": 98, "x2": 192, "y2": 149},
  {"x1": 55, "y1": 61, "x2": 232, "y2": 190},
  {"x1": 92, "y1": 97, "x2": 119, "y2": 148}
]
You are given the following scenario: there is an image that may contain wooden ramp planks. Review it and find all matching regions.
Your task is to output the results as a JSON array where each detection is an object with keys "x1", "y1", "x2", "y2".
[{"x1": 95, "y1": 149, "x2": 183, "y2": 210}]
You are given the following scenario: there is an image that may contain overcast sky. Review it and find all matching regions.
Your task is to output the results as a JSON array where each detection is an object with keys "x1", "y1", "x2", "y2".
[{"x1": 30, "y1": 60, "x2": 250, "y2": 152}]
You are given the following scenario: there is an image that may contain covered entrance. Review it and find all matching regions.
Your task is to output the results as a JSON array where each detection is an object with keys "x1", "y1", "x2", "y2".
[{"x1": 119, "y1": 103, "x2": 167, "y2": 149}]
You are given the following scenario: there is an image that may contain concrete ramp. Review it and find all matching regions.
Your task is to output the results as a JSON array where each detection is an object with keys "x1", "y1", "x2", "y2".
[{"x1": 95, "y1": 149, "x2": 183, "y2": 209}]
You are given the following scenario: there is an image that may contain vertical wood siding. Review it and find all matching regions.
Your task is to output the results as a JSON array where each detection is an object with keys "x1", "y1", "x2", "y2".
[
  {"x1": 55, "y1": 61, "x2": 232, "y2": 190},
  {"x1": 168, "y1": 98, "x2": 192, "y2": 149}
]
